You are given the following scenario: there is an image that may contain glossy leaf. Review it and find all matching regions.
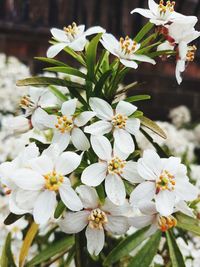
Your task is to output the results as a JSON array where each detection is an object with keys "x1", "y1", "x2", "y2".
[
  {"x1": 93, "y1": 69, "x2": 112, "y2": 96},
  {"x1": 64, "y1": 46, "x2": 86, "y2": 66},
  {"x1": 48, "y1": 85, "x2": 67, "y2": 102},
  {"x1": 140, "y1": 116, "x2": 167, "y2": 139},
  {"x1": 125, "y1": 95, "x2": 151, "y2": 103},
  {"x1": 54, "y1": 200, "x2": 66, "y2": 219},
  {"x1": 44, "y1": 66, "x2": 86, "y2": 79},
  {"x1": 4, "y1": 213, "x2": 25, "y2": 225},
  {"x1": 176, "y1": 212, "x2": 200, "y2": 236},
  {"x1": 134, "y1": 22, "x2": 154, "y2": 43},
  {"x1": 34, "y1": 57, "x2": 68, "y2": 67}
]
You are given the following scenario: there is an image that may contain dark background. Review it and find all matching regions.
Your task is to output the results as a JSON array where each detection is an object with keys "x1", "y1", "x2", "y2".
[{"x1": 0, "y1": 0, "x2": 200, "y2": 120}]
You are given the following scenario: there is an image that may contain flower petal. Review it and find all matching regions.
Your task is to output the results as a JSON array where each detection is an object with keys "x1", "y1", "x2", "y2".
[
  {"x1": 33, "y1": 190, "x2": 57, "y2": 225},
  {"x1": 102, "y1": 198, "x2": 130, "y2": 216},
  {"x1": 59, "y1": 211, "x2": 89, "y2": 233},
  {"x1": 155, "y1": 190, "x2": 175, "y2": 216},
  {"x1": 61, "y1": 99, "x2": 77, "y2": 116},
  {"x1": 105, "y1": 174, "x2": 126, "y2": 205},
  {"x1": 81, "y1": 162, "x2": 107, "y2": 186},
  {"x1": 125, "y1": 118, "x2": 140, "y2": 135},
  {"x1": 51, "y1": 28, "x2": 69, "y2": 42},
  {"x1": 175, "y1": 201, "x2": 194, "y2": 217},
  {"x1": 71, "y1": 128, "x2": 90, "y2": 151},
  {"x1": 89, "y1": 97, "x2": 113, "y2": 120},
  {"x1": 138, "y1": 201, "x2": 157, "y2": 215},
  {"x1": 74, "y1": 111, "x2": 96, "y2": 127},
  {"x1": 148, "y1": 0, "x2": 158, "y2": 14},
  {"x1": 120, "y1": 59, "x2": 138, "y2": 69},
  {"x1": 84, "y1": 120, "x2": 112, "y2": 135},
  {"x1": 84, "y1": 26, "x2": 105, "y2": 36},
  {"x1": 116, "y1": 101, "x2": 137, "y2": 116},
  {"x1": 175, "y1": 179, "x2": 198, "y2": 201},
  {"x1": 113, "y1": 128, "x2": 135, "y2": 154},
  {"x1": 101, "y1": 33, "x2": 119, "y2": 50},
  {"x1": 47, "y1": 43, "x2": 67, "y2": 58},
  {"x1": 68, "y1": 36, "x2": 87, "y2": 51},
  {"x1": 130, "y1": 8, "x2": 155, "y2": 18},
  {"x1": 90, "y1": 135, "x2": 112, "y2": 160},
  {"x1": 86, "y1": 226, "x2": 105, "y2": 256},
  {"x1": 105, "y1": 215, "x2": 129, "y2": 234},
  {"x1": 32, "y1": 108, "x2": 57, "y2": 130},
  {"x1": 52, "y1": 131, "x2": 70, "y2": 151},
  {"x1": 122, "y1": 161, "x2": 144, "y2": 183},
  {"x1": 55, "y1": 151, "x2": 81, "y2": 175},
  {"x1": 29, "y1": 155, "x2": 54, "y2": 175},
  {"x1": 13, "y1": 169, "x2": 44, "y2": 190},
  {"x1": 130, "y1": 54, "x2": 156, "y2": 65},
  {"x1": 128, "y1": 215, "x2": 154, "y2": 228},
  {"x1": 76, "y1": 185, "x2": 99, "y2": 209}
]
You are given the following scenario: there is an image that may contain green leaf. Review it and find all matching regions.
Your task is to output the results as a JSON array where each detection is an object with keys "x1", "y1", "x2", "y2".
[
  {"x1": 95, "y1": 50, "x2": 110, "y2": 75},
  {"x1": 0, "y1": 233, "x2": 16, "y2": 267},
  {"x1": 136, "y1": 41, "x2": 162, "y2": 54},
  {"x1": 19, "y1": 222, "x2": 38, "y2": 267},
  {"x1": 96, "y1": 184, "x2": 106, "y2": 204},
  {"x1": 16, "y1": 77, "x2": 83, "y2": 90},
  {"x1": 54, "y1": 200, "x2": 66, "y2": 219},
  {"x1": 93, "y1": 69, "x2": 112, "y2": 96},
  {"x1": 4, "y1": 213, "x2": 24, "y2": 225},
  {"x1": 86, "y1": 33, "x2": 103, "y2": 81},
  {"x1": 64, "y1": 47, "x2": 86, "y2": 66},
  {"x1": 48, "y1": 85, "x2": 67, "y2": 102},
  {"x1": 26, "y1": 236, "x2": 74, "y2": 267},
  {"x1": 134, "y1": 22, "x2": 154, "y2": 43},
  {"x1": 125, "y1": 95, "x2": 151, "y2": 103},
  {"x1": 141, "y1": 32, "x2": 158, "y2": 48},
  {"x1": 44, "y1": 66, "x2": 86, "y2": 79},
  {"x1": 166, "y1": 230, "x2": 186, "y2": 267},
  {"x1": 103, "y1": 227, "x2": 149, "y2": 266},
  {"x1": 148, "y1": 50, "x2": 176, "y2": 58},
  {"x1": 175, "y1": 212, "x2": 200, "y2": 236},
  {"x1": 132, "y1": 110, "x2": 144, "y2": 118},
  {"x1": 127, "y1": 231, "x2": 162, "y2": 267},
  {"x1": 34, "y1": 57, "x2": 68, "y2": 67},
  {"x1": 140, "y1": 116, "x2": 167, "y2": 139}
]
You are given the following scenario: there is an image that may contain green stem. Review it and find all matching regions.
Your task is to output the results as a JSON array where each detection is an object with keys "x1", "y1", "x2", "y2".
[{"x1": 75, "y1": 234, "x2": 82, "y2": 267}]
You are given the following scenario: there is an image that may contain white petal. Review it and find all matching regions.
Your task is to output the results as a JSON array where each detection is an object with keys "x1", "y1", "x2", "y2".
[
  {"x1": 74, "y1": 111, "x2": 96, "y2": 127},
  {"x1": 59, "y1": 211, "x2": 89, "y2": 233},
  {"x1": 145, "y1": 223, "x2": 158, "y2": 238},
  {"x1": 29, "y1": 155, "x2": 54, "y2": 175},
  {"x1": 162, "y1": 156, "x2": 181, "y2": 175},
  {"x1": 120, "y1": 59, "x2": 138, "y2": 69},
  {"x1": 175, "y1": 201, "x2": 194, "y2": 217},
  {"x1": 76, "y1": 185, "x2": 99, "y2": 209},
  {"x1": 128, "y1": 215, "x2": 154, "y2": 228},
  {"x1": 113, "y1": 142, "x2": 130, "y2": 160},
  {"x1": 84, "y1": 120, "x2": 112, "y2": 135},
  {"x1": 105, "y1": 215, "x2": 129, "y2": 234},
  {"x1": 130, "y1": 181, "x2": 156, "y2": 207},
  {"x1": 32, "y1": 108, "x2": 57, "y2": 130},
  {"x1": 71, "y1": 128, "x2": 90, "y2": 151},
  {"x1": 86, "y1": 226, "x2": 105, "y2": 256},
  {"x1": 175, "y1": 60, "x2": 185, "y2": 85},
  {"x1": 131, "y1": 8, "x2": 155, "y2": 18},
  {"x1": 81, "y1": 163, "x2": 107, "y2": 186},
  {"x1": 138, "y1": 201, "x2": 157, "y2": 215},
  {"x1": 155, "y1": 190, "x2": 175, "y2": 216},
  {"x1": 131, "y1": 54, "x2": 156, "y2": 65},
  {"x1": 59, "y1": 183, "x2": 83, "y2": 211},
  {"x1": 61, "y1": 99, "x2": 77, "y2": 116},
  {"x1": 33, "y1": 190, "x2": 57, "y2": 225},
  {"x1": 122, "y1": 161, "x2": 144, "y2": 183},
  {"x1": 51, "y1": 28, "x2": 69, "y2": 42},
  {"x1": 175, "y1": 179, "x2": 198, "y2": 201},
  {"x1": 68, "y1": 36, "x2": 87, "y2": 51},
  {"x1": 100, "y1": 40, "x2": 118, "y2": 57},
  {"x1": 105, "y1": 174, "x2": 126, "y2": 205},
  {"x1": 89, "y1": 97, "x2": 113, "y2": 120},
  {"x1": 125, "y1": 118, "x2": 140, "y2": 135},
  {"x1": 52, "y1": 131, "x2": 70, "y2": 151},
  {"x1": 55, "y1": 151, "x2": 81, "y2": 175},
  {"x1": 84, "y1": 26, "x2": 105, "y2": 36},
  {"x1": 102, "y1": 198, "x2": 130, "y2": 216},
  {"x1": 113, "y1": 128, "x2": 135, "y2": 154},
  {"x1": 9, "y1": 191, "x2": 32, "y2": 215},
  {"x1": 101, "y1": 33, "x2": 119, "y2": 50},
  {"x1": 148, "y1": 0, "x2": 158, "y2": 13},
  {"x1": 13, "y1": 169, "x2": 44, "y2": 190},
  {"x1": 116, "y1": 101, "x2": 137, "y2": 116},
  {"x1": 47, "y1": 43, "x2": 67, "y2": 58},
  {"x1": 90, "y1": 135, "x2": 112, "y2": 160}
]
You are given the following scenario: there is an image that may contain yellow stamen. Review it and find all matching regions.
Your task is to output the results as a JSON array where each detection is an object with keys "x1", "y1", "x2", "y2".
[
  {"x1": 158, "y1": 215, "x2": 177, "y2": 232},
  {"x1": 186, "y1": 45, "x2": 197, "y2": 62},
  {"x1": 55, "y1": 115, "x2": 73, "y2": 133},
  {"x1": 156, "y1": 170, "x2": 175, "y2": 192},
  {"x1": 44, "y1": 171, "x2": 64, "y2": 191},
  {"x1": 111, "y1": 113, "x2": 128, "y2": 129},
  {"x1": 108, "y1": 157, "x2": 126, "y2": 175},
  {"x1": 88, "y1": 208, "x2": 108, "y2": 230},
  {"x1": 119, "y1": 36, "x2": 138, "y2": 55},
  {"x1": 159, "y1": 0, "x2": 175, "y2": 13}
]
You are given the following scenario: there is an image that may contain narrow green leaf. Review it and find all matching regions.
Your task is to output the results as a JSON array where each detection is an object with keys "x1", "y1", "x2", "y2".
[
  {"x1": 34, "y1": 57, "x2": 68, "y2": 67},
  {"x1": 64, "y1": 47, "x2": 86, "y2": 66},
  {"x1": 125, "y1": 95, "x2": 151, "y2": 103},
  {"x1": 54, "y1": 200, "x2": 66, "y2": 219},
  {"x1": 86, "y1": 33, "x2": 103, "y2": 81},
  {"x1": 96, "y1": 184, "x2": 106, "y2": 204},
  {"x1": 48, "y1": 85, "x2": 67, "y2": 102},
  {"x1": 140, "y1": 116, "x2": 167, "y2": 139},
  {"x1": 44, "y1": 66, "x2": 86, "y2": 79},
  {"x1": 0, "y1": 233, "x2": 16, "y2": 267},
  {"x1": 103, "y1": 227, "x2": 149, "y2": 266},
  {"x1": 4, "y1": 213, "x2": 24, "y2": 225},
  {"x1": 148, "y1": 50, "x2": 176, "y2": 58},
  {"x1": 141, "y1": 32, "x2": 158, "y2": 48},
  {"x1": 175, "y1": 212, "x2": 200, "y2": 236},
  {"x1": 26, "y1": 236, "x2": 74, "y2": 267},
  {"x1": 93, "y1": 69, "x2": 112, "y2": 96},
  {"x1": 136, "y1": 41, "x2": 162, "y2": 54},
  {"x1": 132, "y1": 110, "x2": 143, "y2": 118},
  {"x1": 127, "y1": 231, "x2": 162, "y2": 267},
  {"x1": 95, "y1": 50, "x2": 110, "y2": 75},
  {"x1": 166, "y1": 230, "x2": 186, "y2": 267},
  {"x1": 134, "y1": 22, "x2": 154, "y2": 43}
]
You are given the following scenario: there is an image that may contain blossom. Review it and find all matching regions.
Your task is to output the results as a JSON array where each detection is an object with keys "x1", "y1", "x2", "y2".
[
  {"x1": 3, "y1": 116, "x2": 31, "y2": 135},
  {"x1": 131, "y1": 0, "x2": 185, "y2": 26},
  {"x1": 47, "y1": 23, "x2": 105, "y2": 58},
  {"x1": 38, "y1": 98, "x2": 95, "y2": 151},
  {"x1": 59, "y1": 185, "x2": 129, "y2": 255},
  {"x1": 84, "y1": 98, "x2": 140, "y2": 154},
  {"x1": 169, "y1": 105, "x2": 191, "y2": 128},
  {"x1": 130, "y1": 150, "x2": 198, "y2": 216},
  {"x1": 81, "y1": 135, "x2": 143, "y2": 205},
  {"x1": 101, "y1": 33, "x2": 155, "y2": 68},
  {"x1": 10, "y1": 145, "x2": 83, "y2": 224}
]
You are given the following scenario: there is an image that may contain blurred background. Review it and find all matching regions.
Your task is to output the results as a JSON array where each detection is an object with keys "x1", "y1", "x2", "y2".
[{"x1": 0, "y1": 0, "x2": 200, "y2": 120}]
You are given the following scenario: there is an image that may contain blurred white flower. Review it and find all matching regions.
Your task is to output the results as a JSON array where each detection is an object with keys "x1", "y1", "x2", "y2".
[{"x1": 169, "y1": 105, "x2": 191, "y2": 128}]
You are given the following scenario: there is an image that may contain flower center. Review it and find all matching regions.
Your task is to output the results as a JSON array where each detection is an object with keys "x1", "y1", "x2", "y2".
[
  {"x1": 158, "y1": 0, "x2": 175, "y2": 14},
  {"x1": 186, "y1": 45, "x2": 197, "y2": 62},
  {"x1": 44, "y1": 171, "x2": 64, "y2": 191},
  {"x1": 156, "y1": 170, "x2": 175, "y2": 192},
  {"x1": 55, "y1": 115, "x2": 73, "y2": 133},
  {"x1": 108, "y1": 157, "x2": 126, "y2": 174},
  {"x1": 111, "y1": 113, "x2": 128, "y2": 129},
  {"x1": 158, "y1": 215, "x2": 177, "y2": 232},
  {"x1": 88, "y1": 208, "x2": 108, "y2": 230},
  {"x1": 20, "y1": 95, "x2": 34, "y2": 109},
  {"x1": 119, "y1": 36, "x2": 138, "y2": 55},
  {"x1": 63, "y1": 22, "x2": 79, "y2": 39}
]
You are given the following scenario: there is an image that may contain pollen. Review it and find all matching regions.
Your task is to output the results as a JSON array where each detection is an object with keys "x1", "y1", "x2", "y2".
[
  {"x1": 108, "y1": 157, "x2": 126, "y2": 175},
  {"x1": 186, "y1": 45, "x2": 197, "y2": 62},
  {"x1": 111, "y1": 113, "x2": 128, "y2": 129},
  {"x1": 158, "y1": 215, "x2": 177, "y2": 232},
  {"x1": 20, "y1": 95, "x2": 34, "y2": 109},
  {"x1": 88, "y1": 208, "x2": 108, "y2": 230},
  {"x1": 63, "y1": 22, "x2": 78, "y2": 36},
  {"x1": 55, "y1": 115, "x2": 73, "y2": 133},
  {"x1": 44, "y1": 171, "x2": 64, "y2": 191},
  {"x1": 159, "y1": 0, "x2": 175, "y2": 13},
  {"x1": 156, "y1": 170, "x2": 175, "y2": 192},
  {"x1": 119, "y1": 36, "x2": 138, "y2": 55}
]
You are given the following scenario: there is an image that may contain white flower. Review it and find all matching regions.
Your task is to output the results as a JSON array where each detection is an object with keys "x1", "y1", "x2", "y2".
[
  {"x1": 59, "y1": 185, "x2": 129, "y2": 256},
  {"x1": 20, "y1": 87, "x2": 59, "y2": 130},
  {"x1": 81, "y1": 135, "x2": 143, "y2": 205},
  {"x1": 169, "y1": 105, "x2": 191, "y2": 128},
  {"x1": 47, "y1": 23, "x2": 105, "y2": 58},
  {"x1": 85, "y1": 98, "x2": 140, "y2": 154},
  {"x1": 3, "y1": 116, "x2": 31, "y2": 135},
  {"x1": 130, "y1": 149, "x2": 198, "y2": 216},
  {"x1": 101, "y1": 33, "x2": 155, "y2": 68},
  {"x1": 157, "y1": 40, "x2": 174, "y2": 52},
  {"x1": 39, "y1": 98, "x2": 95, "y2": 151},
  {"x1": 131, "y1": 0, "x2": 185, "y2": 26},
  {"x1": 10, "y1": 146, "x2": 83, "y2": 224}
]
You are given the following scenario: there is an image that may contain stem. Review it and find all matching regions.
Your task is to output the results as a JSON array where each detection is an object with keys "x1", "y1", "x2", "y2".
[{"x1": 75, "y1": 233, "x2": 84, "y2": 267}]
